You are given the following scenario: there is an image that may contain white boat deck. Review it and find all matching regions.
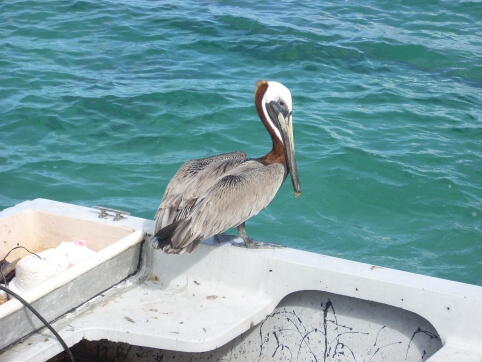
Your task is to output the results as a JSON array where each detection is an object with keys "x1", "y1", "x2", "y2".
[{"x1": 0, "y1": 199, "x2": 481, "y2": 361}]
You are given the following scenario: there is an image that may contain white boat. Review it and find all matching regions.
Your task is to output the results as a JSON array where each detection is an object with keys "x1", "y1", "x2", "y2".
[{"x1": 0, "y1": 198, "x2": 480, "y2": 361}]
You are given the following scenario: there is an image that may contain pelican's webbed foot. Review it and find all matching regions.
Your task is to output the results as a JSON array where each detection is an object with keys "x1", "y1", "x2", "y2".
[{"x1": 234, "y1": 223, "x2": 285, "y2": 249}]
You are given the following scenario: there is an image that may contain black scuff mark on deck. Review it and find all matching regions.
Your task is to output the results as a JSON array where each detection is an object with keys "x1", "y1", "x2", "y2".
[
  {"x1": 369, "y1": 341, "x2": 403, "y2": 362},
  {"x1": 257, "y1": 296, "x2": 442, "y2": 362},
  {"x1": 271, "y1": 330, "x2": 280, "y2": 358},
  {"x1": 368, "y1": 325, "x2": 403, "y2": 362},
  {"x1": 404, "y1": 327, "x2": 441, "y2": 362},
  {"x1": 374, "y1": 325, "x2": 386, "y2": 346},
  {"x1": 322, "y1": 300, "x2": 332, "y2": 361},
  {"x1": 258, "y1": 309, "x2": 318, "y2": 362},
  {"x1": 321, "y1": 299, "x2": 369, "y2": 362},
  {"x1": 258, "y1": 299, "x2": 369, "y2": 362}
]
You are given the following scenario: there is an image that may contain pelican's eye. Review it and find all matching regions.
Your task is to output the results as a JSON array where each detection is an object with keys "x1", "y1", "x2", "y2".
[{"x1": 278, "y1": 99, "x2": 289, "y2": 114}]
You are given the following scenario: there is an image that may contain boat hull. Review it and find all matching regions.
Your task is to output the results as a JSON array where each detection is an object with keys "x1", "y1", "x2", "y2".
[{"x1": 0, "y1": 199, "x2": 480, "y2": 361}]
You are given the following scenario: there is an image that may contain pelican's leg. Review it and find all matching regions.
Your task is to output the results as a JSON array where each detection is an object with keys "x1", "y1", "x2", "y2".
[{"x1": 237, "y1": 222, "x2": 257, "y2": 248}]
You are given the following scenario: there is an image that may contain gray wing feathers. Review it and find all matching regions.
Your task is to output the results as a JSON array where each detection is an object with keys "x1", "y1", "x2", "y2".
[
  {"x1": 169, "y1": 162, "x2": 285, "y2": 249},
  {"x1": 155, "y1": 152, "x2": 246, "y2": 232}
]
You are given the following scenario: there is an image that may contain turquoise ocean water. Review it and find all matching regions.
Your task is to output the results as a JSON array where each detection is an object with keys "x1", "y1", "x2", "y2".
[{"x1": 1, "y1": 1, "x2": 481, "y2": 285}]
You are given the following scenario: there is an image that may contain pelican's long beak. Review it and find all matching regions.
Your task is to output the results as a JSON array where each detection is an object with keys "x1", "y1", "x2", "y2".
[{"x1": 267, "y1": 102, "x2": 301, "y2": 197}]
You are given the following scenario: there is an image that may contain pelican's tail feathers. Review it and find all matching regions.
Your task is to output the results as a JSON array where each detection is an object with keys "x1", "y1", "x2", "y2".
[
  {"x1": 150, "y1": 220, "x2": 199, "y2": 254},
  {"x1": 150, "y1": 221, "x2": 185, "y2": 254}
]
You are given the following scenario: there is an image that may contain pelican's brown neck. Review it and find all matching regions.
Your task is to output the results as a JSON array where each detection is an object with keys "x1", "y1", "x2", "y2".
[{"x1": 254, "y1": 80, "x2": 286, "y2": 166}]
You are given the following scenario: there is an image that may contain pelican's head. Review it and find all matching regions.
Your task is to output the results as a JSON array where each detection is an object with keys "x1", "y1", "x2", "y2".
[{"x1": 256, "y1": 80, "x2": 301, "y2": 197}]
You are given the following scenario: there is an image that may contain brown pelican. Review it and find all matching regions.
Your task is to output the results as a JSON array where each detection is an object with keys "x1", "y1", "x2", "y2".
[{"x1": 151, "y1": 80, "x2": 300, "y2": 254}]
